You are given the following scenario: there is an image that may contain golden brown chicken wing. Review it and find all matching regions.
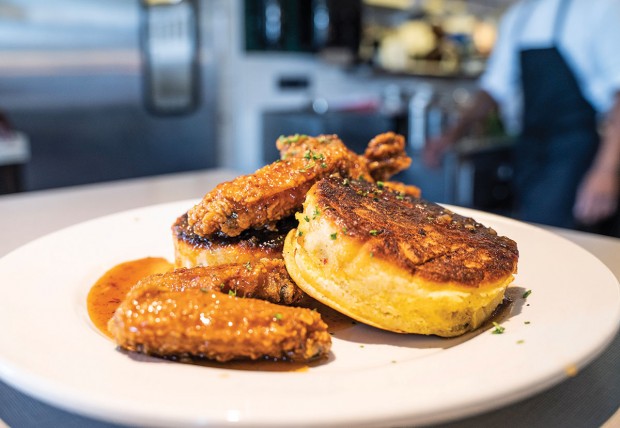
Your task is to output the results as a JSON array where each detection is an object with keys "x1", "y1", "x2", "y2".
[
  {"x1": 108, "y1": 286, "x2": 330, "y2": 362},
  {"x1": 128, "y1": 258, "x2": 306, "y2": 305},
  {"x1": 363, "y1": 132, "x2": 412, "y2": 182},
  {"x1": 187, "y1": 133, "x2": 412, "y2": 237},
  {"x1": 108, "y1": 260, "x2": 329, "y2": 362}
]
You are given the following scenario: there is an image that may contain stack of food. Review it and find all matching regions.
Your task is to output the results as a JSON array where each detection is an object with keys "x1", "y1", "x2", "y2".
[{"x1": 107, "y1": 132, "x2": 519, "y2": 363}]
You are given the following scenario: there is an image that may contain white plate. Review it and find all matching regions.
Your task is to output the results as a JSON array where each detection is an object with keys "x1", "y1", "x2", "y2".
[{"x1": 0, "y1": 200, "x2": 618, "y2": 427}]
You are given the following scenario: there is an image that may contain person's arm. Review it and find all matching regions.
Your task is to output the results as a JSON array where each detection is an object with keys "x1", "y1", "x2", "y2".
[
  {"x1": 422, "y1": 89, "x2": 498, "y2": 167},
  {"x1": 573, "y1": 92, "x2": 620, "y2": 224}
]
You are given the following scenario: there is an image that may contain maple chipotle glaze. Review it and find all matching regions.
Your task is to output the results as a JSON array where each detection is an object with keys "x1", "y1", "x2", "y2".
[
  {"x1": 87, "y1": 257, "x2": 173, "y2": 338},
  {"x1": 86, "y1": 256, "x2": 516, "y2": 372},
  {"x1": 88, "y1": 257, "x2": 355, "y2": 339},
  {"x1": 86, "y1": 257, "x2": 350, "y2": 371}
]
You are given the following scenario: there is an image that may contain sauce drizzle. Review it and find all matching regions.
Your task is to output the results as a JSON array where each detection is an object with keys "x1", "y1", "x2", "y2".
[{"x1": 87, "y1": 257, "x2": 172, "y2": 338}]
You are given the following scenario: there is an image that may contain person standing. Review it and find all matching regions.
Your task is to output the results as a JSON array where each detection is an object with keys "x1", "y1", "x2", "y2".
[{"x1": 424, "y1": 0, "x2": 620, "y2": 236}]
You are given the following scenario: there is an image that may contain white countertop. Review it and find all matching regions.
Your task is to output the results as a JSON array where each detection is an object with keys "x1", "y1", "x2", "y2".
[{"x1": 0, "y1": 168, "x2": 618, "y2": 427}]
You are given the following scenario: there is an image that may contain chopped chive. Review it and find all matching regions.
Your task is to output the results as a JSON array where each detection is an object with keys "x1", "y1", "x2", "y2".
[{"x1": 491, "y1": 322, "x2": 505, "y2": 334}]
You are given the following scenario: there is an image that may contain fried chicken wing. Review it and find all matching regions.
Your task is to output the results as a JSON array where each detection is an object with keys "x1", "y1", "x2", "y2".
[
  {"x1": 381, "y1": 180, "x2": 422, "y2": 198},
  {"x1": 187, "y1": 133, "x2": 412, "y2": 237},
  {"x1": 363, "y1": 132, "x2": 412, "y2": 182},
  {"x1": 130, "y1": 258, "x2": 306, "y2": 305},
  {"x1": 108, "y1": 285, "x2": 330, "y2": 362},
  {"x1": 187, "y1": 135, "x2": 372, "y2": 237}
]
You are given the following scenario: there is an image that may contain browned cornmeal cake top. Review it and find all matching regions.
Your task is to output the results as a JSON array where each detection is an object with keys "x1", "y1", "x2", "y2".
[{"x1": 313, "y1": 176, "x2": 519, "y2": 288}]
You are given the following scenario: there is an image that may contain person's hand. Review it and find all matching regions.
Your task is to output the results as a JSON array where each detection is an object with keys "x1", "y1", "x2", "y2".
[
  {"x1": 573, "y1": 166, "x2": 619, "y2": 225},
  {"x1": 422, "y1": 134, "x2": 453, "y2": 168}
]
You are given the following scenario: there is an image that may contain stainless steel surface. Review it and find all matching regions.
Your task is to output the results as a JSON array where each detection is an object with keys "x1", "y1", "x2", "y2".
[
  {"x1": 142, "y1": 0, "x2": 200, "y2": 114},
  {"x1": 0, "y1": 0, "x2": 217, "y2": 191}
]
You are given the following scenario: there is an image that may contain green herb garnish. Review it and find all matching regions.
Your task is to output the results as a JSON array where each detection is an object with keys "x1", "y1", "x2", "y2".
[{"x1": 491, "y1": 322, "x2": 505, "y2": 334}]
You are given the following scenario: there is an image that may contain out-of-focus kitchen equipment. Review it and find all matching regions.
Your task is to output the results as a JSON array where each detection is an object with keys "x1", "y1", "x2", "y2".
[
  {"x1": 0, "y1": 0, "x2": 217, "y2": 191},
  {"x1": 359, "y1": 0, "x2": 508, "y2": 78},
  {"x1": 244, "y1": 0, "x2": 362, "y2": 59},
  {"x1": 395, "y1": 83, "x2": 515, "y2": 215},
  {"x1": 407, "y1": 85, "x2": 460, "y2": 151},
  {"x1": 141, "y1": 0, "x2": 200, "y2": 115},
  {"x1": 262, "y1": 107, "x2": 403, "y2": 162},
  {"x1": 444, "y1": 136, "x2": 515, "y2": 215}
]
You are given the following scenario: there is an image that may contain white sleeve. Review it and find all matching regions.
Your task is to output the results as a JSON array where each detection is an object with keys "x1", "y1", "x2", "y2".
[
  {"x1": 590, "y1": 0, "x2": 620, "y2": 107},
  {"x1": 478, "y1": 4, "x2": 523, "y2": 134},
  {"x1": 478, "y1": 5, "x2": 521, "y2": 106}
]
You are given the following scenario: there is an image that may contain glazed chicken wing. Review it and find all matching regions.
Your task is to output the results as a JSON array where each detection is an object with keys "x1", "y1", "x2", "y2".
[
  {"x1": 363, "y1": 132, "x2": 412, "y2": 182},
  {"x1": 130, "y1": 258, "x2": 306, "y2": 305},
  {"x1": 108, "y1": 260, "x2": 330, "y2": 362},
  {"x1": 187, "y1": 133, "x2": 412, "y2": 237},
  {"x1": 109, "y1": 287, "x2": 330, "y2": 362}
]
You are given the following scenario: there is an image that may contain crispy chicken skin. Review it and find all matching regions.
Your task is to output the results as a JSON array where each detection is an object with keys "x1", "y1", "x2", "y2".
[
  {"x1": 130, "y1": 258, "x2": 306, "y2": 305},
  {"x1": 108, "y1": 286, "x2": 330, "y2": 362},
  {"x1": 363, "y1": 132, "x2": 412, "y2": 182},
  {"x1": 187, "y1": 133, "x2": 412, "y2": 237},
  {"x1": 108, "y1": 260, "x2": 329, "y2": 362},
  {"x1": 381, "y1": 180, "x2": 422, "y2": 199}
]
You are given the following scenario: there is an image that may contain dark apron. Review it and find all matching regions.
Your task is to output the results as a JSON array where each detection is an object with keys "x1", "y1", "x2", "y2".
[{"x1": 514, "y1": 0, "x2": 600, "y2": 228}]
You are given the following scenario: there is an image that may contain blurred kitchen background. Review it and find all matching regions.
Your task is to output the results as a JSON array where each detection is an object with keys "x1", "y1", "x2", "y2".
[{"x1": 0, "y1": 0, "x2": 517, "y2": 215}]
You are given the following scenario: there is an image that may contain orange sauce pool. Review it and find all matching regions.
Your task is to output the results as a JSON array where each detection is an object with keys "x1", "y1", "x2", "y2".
[
  {"x1": 87, "y1": 257, "x2": 173, "y2": 338},
  {"x1": 86, "y1": 257, "x2": 348, "y2": 371},
  {"x1": 87, "y1": 257, "x2": 356, "y2": 339}
]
